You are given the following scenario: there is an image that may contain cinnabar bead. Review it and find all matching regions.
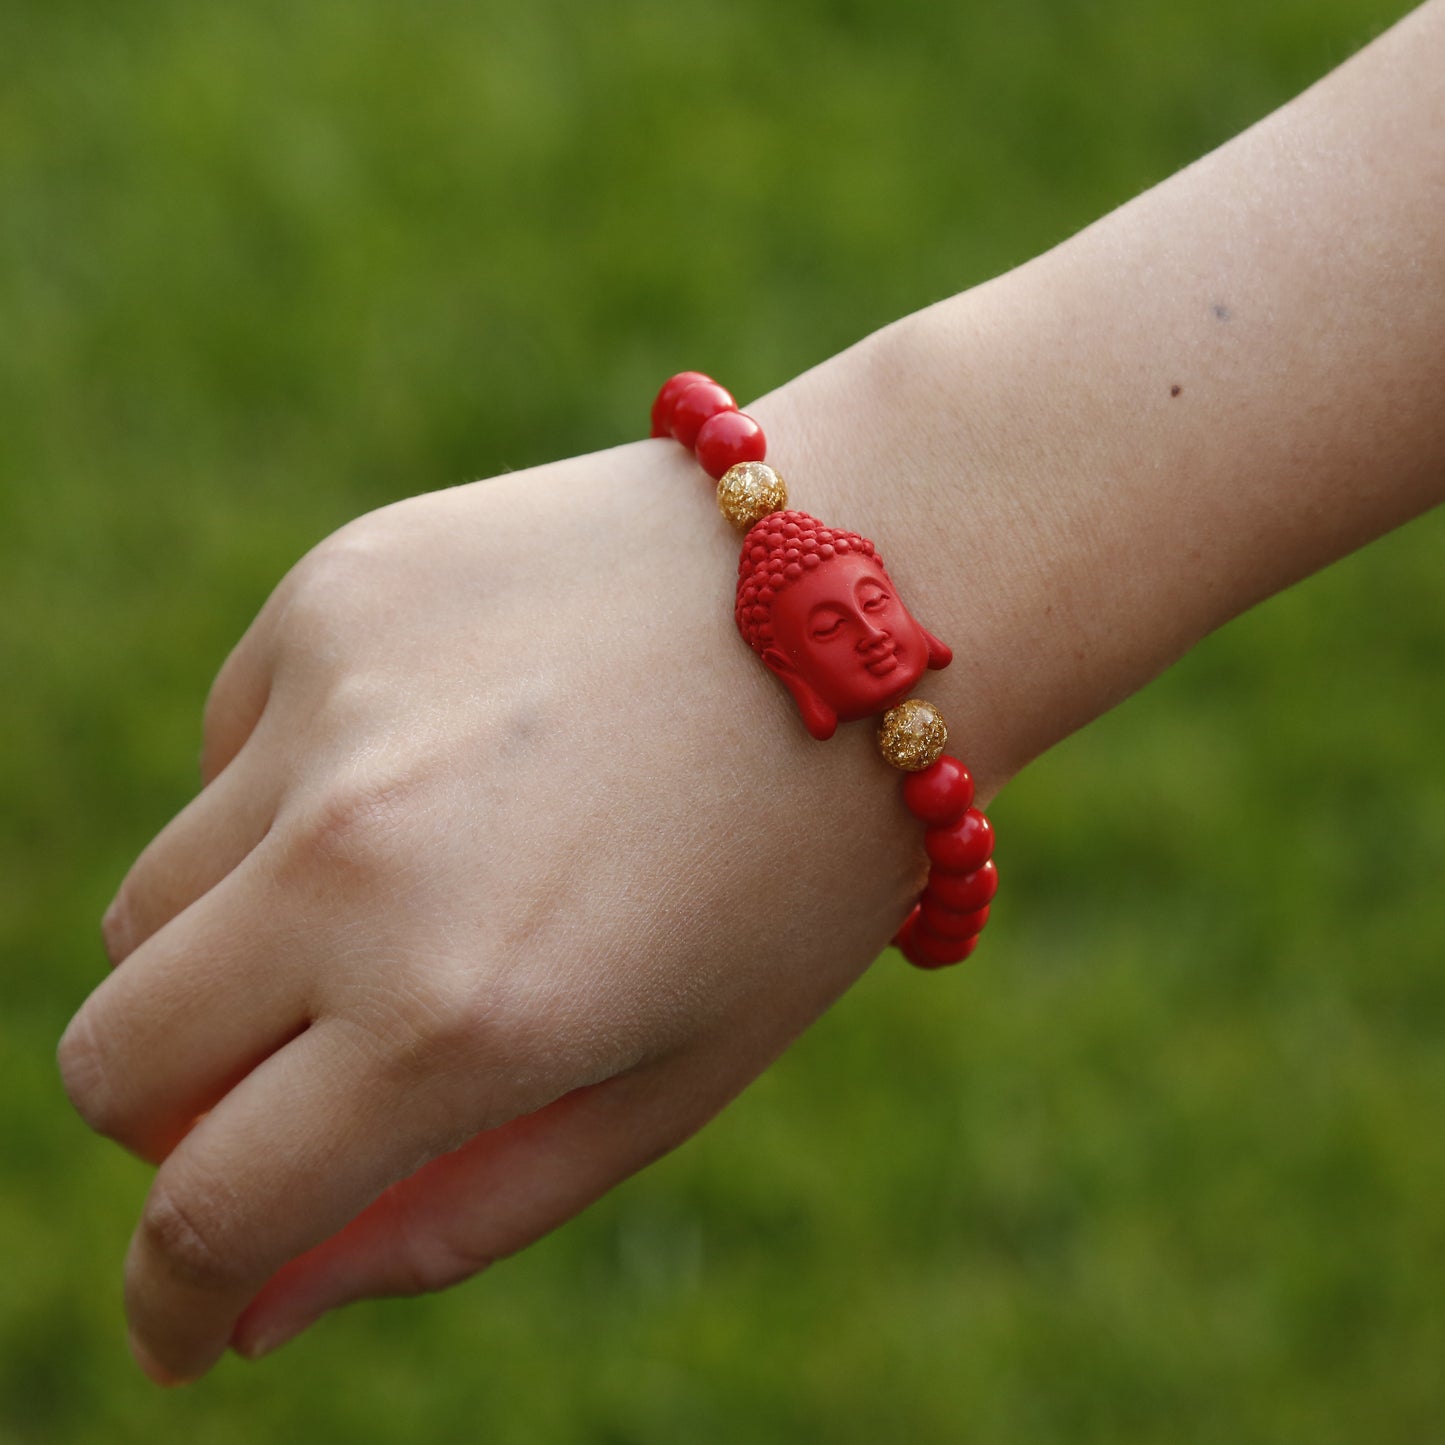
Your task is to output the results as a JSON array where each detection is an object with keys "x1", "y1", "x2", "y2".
[
  {"x1": 902, "y1": 755, "x2": 974, "y2": 826},
  {"x1": 924, "y1": 859, "x2": 997, "y2": 913},
  {"x1": 892, "y1": 903, "x2": 921, "y2": 950},
  {"x1": 650, "y1": 371, "x2": 713, "y2": 438},
  {"x1": 905, "y1": 927, "x2": 979, "y2": 969},
  {"x1": 696, "y1": 409, "x2": 767, "y2": 479},
  {"x1": 671, "y1": 381, "x2": 736, "y2": 449},
  {"x1": 924, "y1": 807, "x2": 994, "y2": 874},
  {"x1": 919, "y1": 898, "x2": 991, "y2": 940}
]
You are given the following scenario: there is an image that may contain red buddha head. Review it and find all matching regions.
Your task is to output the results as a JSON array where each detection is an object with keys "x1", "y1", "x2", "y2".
[{"x1": 735, "y1": 510, "x2": 951, "y2": 741}]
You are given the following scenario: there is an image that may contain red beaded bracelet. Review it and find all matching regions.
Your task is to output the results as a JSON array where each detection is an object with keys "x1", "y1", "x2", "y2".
[{"x1": 650, "y1": 372, "x2": 997, "y2": 970}]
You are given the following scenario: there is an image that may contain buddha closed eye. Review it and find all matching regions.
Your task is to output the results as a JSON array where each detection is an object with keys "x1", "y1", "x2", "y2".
[{"x1": 734, "y1": 509, "x2": 952, "y2": 741}]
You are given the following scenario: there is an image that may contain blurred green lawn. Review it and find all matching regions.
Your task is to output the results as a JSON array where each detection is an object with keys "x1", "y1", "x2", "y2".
[{"x1": 3, "y1": 0, "x2": 1442, "y2": 1440}]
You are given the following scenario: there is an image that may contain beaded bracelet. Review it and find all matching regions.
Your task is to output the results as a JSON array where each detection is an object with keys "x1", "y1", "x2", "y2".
[{"x1": 650, "y1": 372, "x2": 997, "y2": 970}]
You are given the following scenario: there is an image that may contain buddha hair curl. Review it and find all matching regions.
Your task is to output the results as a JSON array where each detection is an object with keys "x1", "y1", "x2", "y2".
[{"x1": 734, "y1": 510, "x2": 882, "y2": 653}]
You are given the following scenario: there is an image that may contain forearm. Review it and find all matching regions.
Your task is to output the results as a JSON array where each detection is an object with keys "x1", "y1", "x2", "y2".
[
  {"x1": 756, "y1": 0, "x2": 1445, "y2": 790},
  {"x1": 69, "y1": 4, "x2": 1444, "y2": 1381}
]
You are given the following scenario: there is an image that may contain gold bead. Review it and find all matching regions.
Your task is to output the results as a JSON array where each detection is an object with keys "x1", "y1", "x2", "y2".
[
  {"x1": 877, "y1": 697, "x2": 948, "y2": 772},
  {"x1": 717, "y1": 461, "x2": 787, "y2": 529}
]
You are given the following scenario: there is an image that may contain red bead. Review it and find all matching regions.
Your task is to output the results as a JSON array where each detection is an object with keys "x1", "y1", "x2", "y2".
[
  {"x1": 696, "y1": 410, "x2": 767, "y2": 479},
  {"x1": 924, "y1": 859, "x2": 997, "y2": 912},
  {"x1": 924, "y1": 807, "x2": 994, "y2": 874},
  {"x1": 650, "y1": 372, "x2": 713, "y2": 438},
  {"x1": 892, "y1": 903, "x2": 921, "y2": 950},
  {"x1": 896, "y1": 906, "x2": 984, "y2": 969},
  {"x1": 919, "y1": 898, "x2": 990, "y2": 940},
  {"x1": 902, "y1": 755, "x2": 974, "y2": 826},
  {"x1": 905, "y1": 925, "x2": 979, "y2": 969},
  {"x1": 671, "y1": 381, "x2": 736, "y2": 449}
]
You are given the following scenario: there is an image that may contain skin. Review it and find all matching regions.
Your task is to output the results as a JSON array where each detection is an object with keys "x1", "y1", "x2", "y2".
[{"x1": 58, "y1": 0, "x2": 1444, "y2": 1384}]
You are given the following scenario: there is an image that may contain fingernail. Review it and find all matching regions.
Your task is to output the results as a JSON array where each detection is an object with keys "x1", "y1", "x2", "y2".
[
  {"x1": 233, "y1": 1318, "x2": 302, "y2": 1362},
  {"x1": 233, "y1": 1331, "x2": 276, "y2": 1362},
  {"x1": 128, "y1": 1330, "x2": 182, "y2": 1388}
]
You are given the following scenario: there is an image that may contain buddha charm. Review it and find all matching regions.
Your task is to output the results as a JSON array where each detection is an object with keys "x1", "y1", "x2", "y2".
[{"x1": 650, "y1": 372, "x2": 998, "y2": 970}]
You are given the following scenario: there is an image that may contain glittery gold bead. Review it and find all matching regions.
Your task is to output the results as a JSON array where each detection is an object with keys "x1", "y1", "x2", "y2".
[
  {"x1": 716, "y1": 461, "x2": 787, "y2": 529},
  {"x1": 877, "y1": 698, "x2": 948, "y2": 772}
]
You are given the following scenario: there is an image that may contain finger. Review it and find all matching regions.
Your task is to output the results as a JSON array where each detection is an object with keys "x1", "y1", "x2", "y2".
[
  {"x1": 63, "y1": 857, "x2": 311, "y2": 1162},
  {"x1": 122, "y1": 1012, "x2": 545, "y2": 1385},
  {"x1": 102, "y1": 727, "x2": 281, "y2": 967},
  {"x1": 200, "y1": 620, "x2": 273, "y2": 787},
  {"x1": 229, "y1": 1054, "x2": 720, "y2": 1360}
]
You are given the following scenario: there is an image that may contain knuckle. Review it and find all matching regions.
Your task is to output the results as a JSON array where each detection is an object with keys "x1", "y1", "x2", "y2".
[
  {"x1": 57, "y1": 1011, "x2": 121, "y2": 1137},
  {"x1": 337, "y1": 973, "x2": 526, "y2": 1133},
  {"x1": 287, "y1": 770, "x2": 419, "y2": 881},
  {"x1": 100, "y1": 887, "x2": 134, "y2": 964},
  {"x1": 199, "y1": 669, "x2": 228, "y2": 746},
  {"x1": 317, "y1": 670, "x2": 400, "y2": 731},
  {"x1": 199, "y1": 663, "x2": 256, "y2": 784},
  {"x1": 100, "y1": 852, "x2": 168, "y2": 967},
  {"x1": 396, "y1": 1226, "x2": 495, "y2": 1297},
  {"x1": 200, "y1": 659, "x2": 238, "y2": 749},
  {"x1": 278, "y1": 522, "x2": 390, "y2": 637},
  {"x1": 140, "y1": 1180, "x2": 246, "y2": 1294},
  {"x1": 420, "y1": 983, "x2": 508, "y2": 1078},
  {"x1": 377, "y1": 973, "x2": 506, "y2": 1082}
]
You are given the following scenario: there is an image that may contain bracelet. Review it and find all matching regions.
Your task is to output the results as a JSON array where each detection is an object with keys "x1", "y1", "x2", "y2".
[{"x1": 650, "y1": 372, "x2": 998, "y2": 970}]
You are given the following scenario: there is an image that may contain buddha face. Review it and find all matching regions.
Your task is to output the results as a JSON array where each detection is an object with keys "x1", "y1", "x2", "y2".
[{"x1": 760, "y1": 552, "x2": 951, "y2": 740}]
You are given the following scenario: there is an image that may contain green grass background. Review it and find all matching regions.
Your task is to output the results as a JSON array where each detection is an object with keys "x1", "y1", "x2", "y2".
[{"x1": 3, "y1": 0, "x2": 1442, "y2": 1440}]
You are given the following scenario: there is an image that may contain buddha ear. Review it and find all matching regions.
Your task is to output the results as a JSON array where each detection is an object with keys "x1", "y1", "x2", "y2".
[
  {"x1": 761, "y1": 648, "x2": 838, "y2": 741},
  {"x1": 922, "y1": 626, "x2": 953, "y2": 671}
]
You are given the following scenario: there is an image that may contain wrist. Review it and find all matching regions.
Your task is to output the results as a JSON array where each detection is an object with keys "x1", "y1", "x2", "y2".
[
  {"x1": 747, "y1": 273, "x2": 1160, "y2": 799},
  {"x1": 751, "y1": 0, "x2": 1445, "y2": 798},
  {"x1": 646, "y1": 368, "x2": 1002, "y2": 967}
]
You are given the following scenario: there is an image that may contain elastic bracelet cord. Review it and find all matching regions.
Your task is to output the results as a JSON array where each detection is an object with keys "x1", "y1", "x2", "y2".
[{"x1": 650, "y1": 372, "x2": 998, "y2": 970}]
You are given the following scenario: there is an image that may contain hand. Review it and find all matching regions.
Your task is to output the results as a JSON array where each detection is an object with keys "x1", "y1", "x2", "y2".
[
  {"x1": 58, "y1": 432, "x2": 944, "y2": 1382},
  {"x1": 64, "y1": 0, "x2": 1445, "y2": 1379}
]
